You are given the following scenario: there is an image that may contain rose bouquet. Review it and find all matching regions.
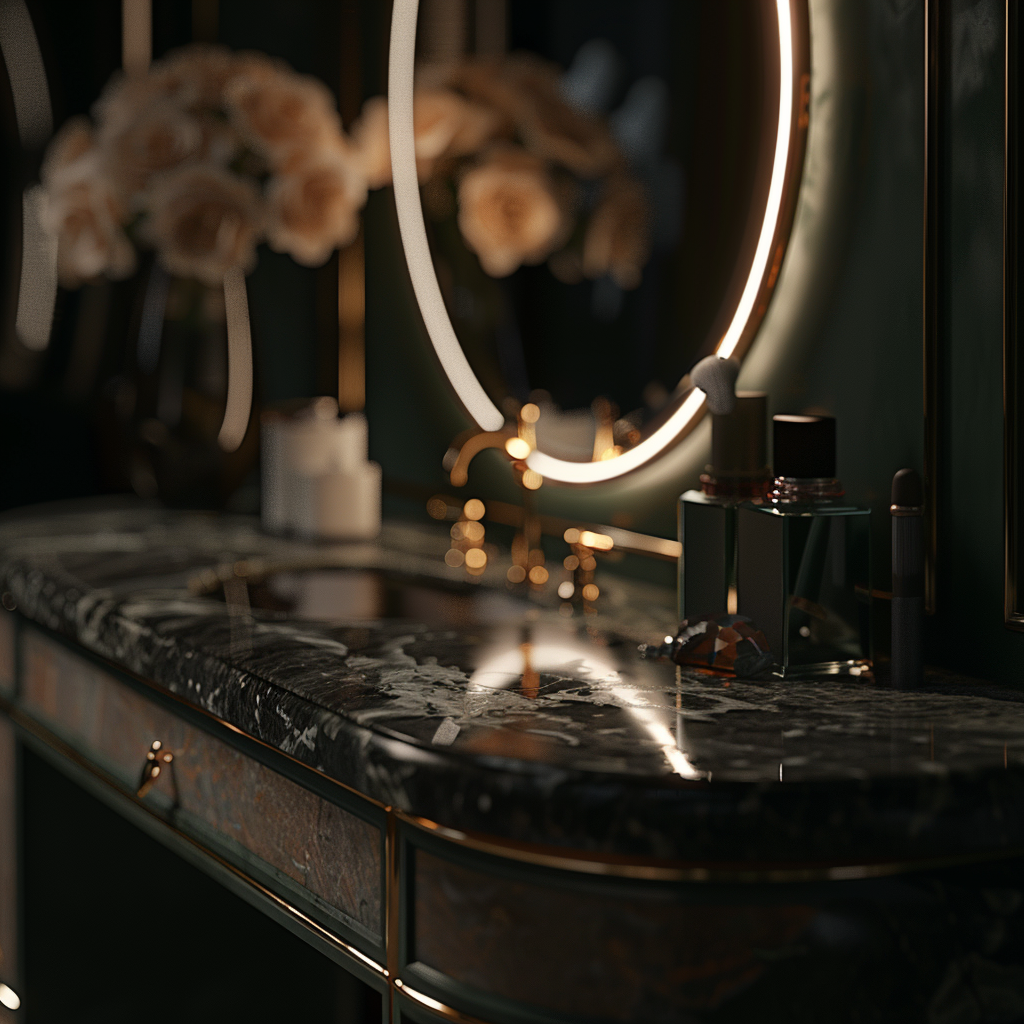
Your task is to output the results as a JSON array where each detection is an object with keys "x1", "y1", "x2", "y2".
[
  {"x1": 42, "y1": 44, "x2": 649, "y2": 294},
  {"x1": 41, "y1": 43, "x2": 368, "y2": 288},
  {"x1": 350, "y1": 52, "x2": 651, "y2": 289}
]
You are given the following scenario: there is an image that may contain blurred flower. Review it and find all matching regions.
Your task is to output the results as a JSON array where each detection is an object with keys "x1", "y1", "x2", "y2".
[
  {"x1": 154, "y1": 43, "x2": 238, "y2": 110},
  {"x1": 92, "y1": 71, "x2": 177, "y2": 140},
  {"x1": 583, "y1": 175, "x2": 650, "y2": 289},
  {"x1": 265, "y1": 147, "x2": 367, "y2": 266},
  {"x1": 510, "y1": 57, "x2": 620, "y2": 178},
  {"x1": 415, "y1": 87, "x2": 499, "y2": 171},
  {"x1": 457, "y1": 146, "x2": 568, "y2": 277},
  {"x1": 451, "y1": 55, "x2": 620, "y2": 178},
  {"x1": 224, "y1": 63, "x2": 340, "y2": 168},
  {"x1": 350, "y1": 95, "x2": 392, "y2": 189},
  {"x1": 350, "y1": 88, "x2": 500, "y2": 189},
  {"x1": 104, "y1": 100, "x2": 237, "y2": 203},
  {"x1": 46, "y1": 43, "x2": 369, "y2": 288},
  {"x1": 143, "y1": 165, "x2": 263, "y2": 286},
  {"x1": 41, "y1": 118, "x2": 135, "y2": 286},
  {"x1": 40, "y1": 116, "x2": 95, "y2": 181},
  {"x1": 43, "y1": 180, "x2": 136, "y2": 288}
]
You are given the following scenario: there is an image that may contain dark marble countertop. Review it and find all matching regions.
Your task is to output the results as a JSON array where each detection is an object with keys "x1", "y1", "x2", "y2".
[{"x1": 2, "y1": 499, "x2": 1024, "y2": 866}]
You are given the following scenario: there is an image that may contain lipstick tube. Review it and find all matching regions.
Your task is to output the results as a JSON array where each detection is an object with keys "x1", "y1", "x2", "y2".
[{"x1": 891, "y1": 468, "x2": 924, "y2": 687}]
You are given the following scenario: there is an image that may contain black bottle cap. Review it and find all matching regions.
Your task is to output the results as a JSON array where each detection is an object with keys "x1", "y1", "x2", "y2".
[
  {"x1": 773, "y1": 414, "x2": 836, "y2": 479},
  {"x1": 891, "y1": 468, "x2": 923, "y2": 508},
  {"x1": 711, "y1": 393, "x2": 768, "y2": 474}
]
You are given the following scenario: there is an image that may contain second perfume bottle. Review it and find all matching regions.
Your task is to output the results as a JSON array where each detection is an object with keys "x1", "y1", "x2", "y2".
[{"x1": 736, "y1": 414, "x2": 872, "y2": 677}]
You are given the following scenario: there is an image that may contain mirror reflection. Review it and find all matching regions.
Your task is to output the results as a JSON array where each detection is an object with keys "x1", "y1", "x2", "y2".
[{"x1": 377, "y1": 0, "x2": 793, "y2": 461}]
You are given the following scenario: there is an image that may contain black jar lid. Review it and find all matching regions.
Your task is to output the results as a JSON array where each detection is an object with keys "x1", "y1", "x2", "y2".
[{"x1": 773, "y1": 414, "x2": 836, "y2": 479}]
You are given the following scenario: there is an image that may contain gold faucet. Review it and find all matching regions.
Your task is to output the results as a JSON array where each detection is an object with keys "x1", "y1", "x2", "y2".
[
  {"x1": 443, "y1": 403, "x2": 542, "y2": 489},
  {"x1": 443, "y1": 404, "x2": 546, "y2": 582},
  {"x1": 443, "y1": 426, "x2": 515, "y2": 488}
]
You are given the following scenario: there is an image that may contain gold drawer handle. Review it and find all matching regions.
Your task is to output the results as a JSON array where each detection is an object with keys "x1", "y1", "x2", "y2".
[{"x1": 137, "y1": 741, "x2": 175, "y2": 799}]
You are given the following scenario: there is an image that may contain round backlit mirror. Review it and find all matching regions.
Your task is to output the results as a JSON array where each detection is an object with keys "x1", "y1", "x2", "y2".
[{"x1": 388, "y1": 0, "x2": 810, "y2": 485}]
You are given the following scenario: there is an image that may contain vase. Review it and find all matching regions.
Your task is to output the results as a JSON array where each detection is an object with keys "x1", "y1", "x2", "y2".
[{"x1": 102, "y1": 258, "x2": 260, "y2": 510}]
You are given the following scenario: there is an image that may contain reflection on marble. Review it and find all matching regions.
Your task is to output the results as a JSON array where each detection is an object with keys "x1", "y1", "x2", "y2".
[{"x1": 2, "y1": 500, "x2": 1024, "y2": 864}]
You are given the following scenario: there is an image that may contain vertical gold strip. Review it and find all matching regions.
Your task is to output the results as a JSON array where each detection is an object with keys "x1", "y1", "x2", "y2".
[
  {"x1": 473, "y1": 0, "x2": 506, "y2": 56},
  {"x1": 122, "y1": 0, "x2": 152, "y2": 74},
  {"x1": 420, "y1": 0, "x2": 467, "y2": 65},
  {"x1": 338, "y1": 232, "x2": 366, "y2": 414},
  {"x1": 191, "y1": 0, "x2": 218, "y2": 43},
  {"x1": 337, "y1": 1, "x2": 365, "y2": 414},
  {"x1": 923, "y1": 0, "x2": 940, "y2": 615}
]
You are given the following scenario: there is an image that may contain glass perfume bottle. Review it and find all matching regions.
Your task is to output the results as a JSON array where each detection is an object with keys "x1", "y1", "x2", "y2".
[
  {"x1": 736, "y1": 414, "x2": 872, "y2": 677},
  {"x1": 678, "y1": 394, "x2": 769, "y2": 620}
]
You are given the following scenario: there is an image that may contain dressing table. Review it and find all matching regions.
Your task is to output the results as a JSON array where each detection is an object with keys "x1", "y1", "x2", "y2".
[
  {"x1": 2, "y1": 502, "x2": 1024, "y2": 1023},
  {"x1": 2, "y1": 0, "x2": 1022, "y2": 1018}
]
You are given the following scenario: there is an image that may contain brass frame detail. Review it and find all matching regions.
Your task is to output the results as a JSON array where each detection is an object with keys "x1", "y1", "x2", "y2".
[
  {"x1": 397, "y1": 810, "x2": 1024, "y2": 884},
  {"x1": 394, "y1": 979, "x2": 497, "y2": 1024}
]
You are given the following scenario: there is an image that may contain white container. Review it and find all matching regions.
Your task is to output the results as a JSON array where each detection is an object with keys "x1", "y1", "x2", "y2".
[{"x1": 261, "y1": 404, "x2": 381, "y2": 540}]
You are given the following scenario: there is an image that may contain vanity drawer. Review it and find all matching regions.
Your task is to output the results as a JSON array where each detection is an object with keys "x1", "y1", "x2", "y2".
[
  {"x1": 19, "y1": 628, "x2": 384, "y2": 951},
  {"x1": 405, "y1": 838, "x2": 817, "y2": 1024}
]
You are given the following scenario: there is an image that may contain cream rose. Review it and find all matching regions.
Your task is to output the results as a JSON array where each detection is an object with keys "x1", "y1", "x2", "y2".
[
  {"x1": 507, "y1": 57, "x2": 620, "y2": 178},
  {"x1": 92, "y1": 71, "x2": 175, "y2": 141},
  {"x1": 41, "y1": 119, "x2": 135, "y2": 286},
  {"x1": 224, "y1": 65, "x2": 341, "y2": 168},
  {"x1": 452, "y1": 56, "x2": 619, "y2": 179},
  {"x1": 583, "y1": 176, "x2": 651, "y2": 289},
  {"x1": 457, "y1": 147, "x2": 568, "y2": 278},
  {"x1": 350, "y1": 96, "x2": 392, "y2": 189},
  {"x1": 43, "y1": 179, "x2": 136, "y2": 288},
  {"x1": 350, "y1": 88, "x2": 500, "y2": 189},
  {"x1": 102, "y1": 99, "x2": 236, "y2": 204},
  {"x1": 265, "y1": 148, "x2": 368, "y2": 266},
  {"x1": 143, "y1": 165, "x2": 263, "y2": 285},
  {"x1": 154, "y1": 43, "x2": 239, "y2": 110},
  {"x1": 414, "y1": 87, "x2": 499, "y2": 166},
  {"x1": 41, "y1": 117, "x2": 95, "y2": 183}
]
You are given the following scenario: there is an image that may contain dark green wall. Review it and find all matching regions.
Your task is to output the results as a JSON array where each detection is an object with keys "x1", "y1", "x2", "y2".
[{"x1": 932, "y1": 0, "x2": 1022, "y2": 680}]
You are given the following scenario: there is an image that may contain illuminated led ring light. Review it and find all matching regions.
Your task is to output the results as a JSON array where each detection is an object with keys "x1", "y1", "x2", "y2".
[{"x1": 388, "y1": 0, "x2": 799, "y2": 484}]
